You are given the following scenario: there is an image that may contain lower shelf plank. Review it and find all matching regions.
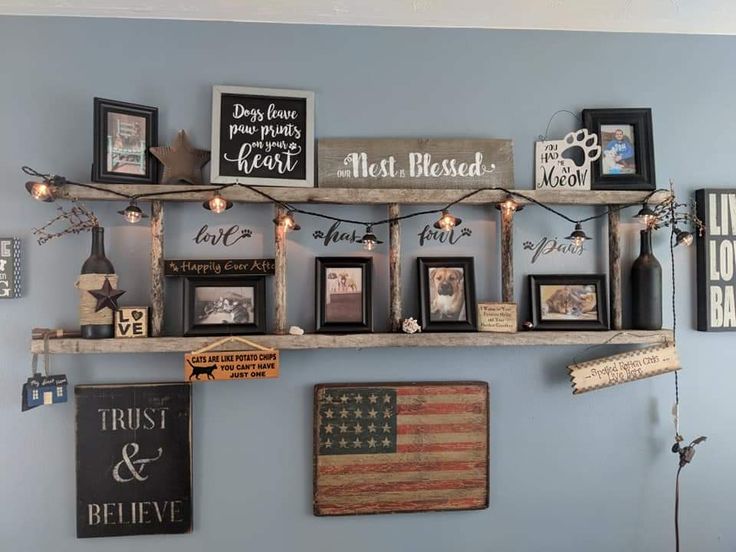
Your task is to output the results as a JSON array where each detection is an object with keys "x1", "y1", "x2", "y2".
[{"x1": 30, "y1": 330, "x2": 673, "y2": 354}]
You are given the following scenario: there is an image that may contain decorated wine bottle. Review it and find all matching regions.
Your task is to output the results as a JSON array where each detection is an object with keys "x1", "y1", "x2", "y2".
[
  {"x1": 80, "y1": 226, "x2": 116, "y2": 339},
  {"x1": 631, "y1": 229, "x2": 662, "y2": 330}
]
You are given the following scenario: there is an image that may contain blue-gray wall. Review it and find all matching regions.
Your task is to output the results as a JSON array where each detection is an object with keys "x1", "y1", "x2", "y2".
[{"x1": 0, "y1": 16, "x2": 734, "y2": 551}]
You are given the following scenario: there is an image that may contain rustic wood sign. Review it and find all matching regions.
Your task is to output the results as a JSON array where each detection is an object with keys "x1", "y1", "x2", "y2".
[
  {"x1": 184, "y1": 350, "x2": 280, "y2": 381},
  {"x1": 165, "y1": 258, "x2": 275, "y2": 277},
  {"x1": 696, "y1": 189, "x2": 736, "y2": 331},
  {"x1": 0, "y1": 238, "x2": 21, "y2": 298},
  {"x1": 535, "y1": 129, "x2": 601, "y2": 191},
  {"x1": 477, "y1": 302, "x2": 517, "y2": 333},
  {"x1": 568, "y1": 343, "x2": 680, "y2": 394},
  {"x1": 75, "y1": 383, "x2": 192, "y2": 538},
  {"x1": 210, "y1": 85, "x2": 314, "y2": 187},
  {"x1": 313, "y1": 381, "x2": 489, "y2": 516},
  {"x1": 318, "y1": 138, "x2": 513, "y2": 189},
  {"x1": 115, "y1": 307, "x2": 149, "y2": 338}
]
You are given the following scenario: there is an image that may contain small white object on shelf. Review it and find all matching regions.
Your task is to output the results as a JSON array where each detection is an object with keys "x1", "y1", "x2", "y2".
[
  {"x1": 289, "y1": 326, "x2": 304, "y2": 336},
  {"x1": 402, "y1": 318, "x2": 421, "y2": 334}
]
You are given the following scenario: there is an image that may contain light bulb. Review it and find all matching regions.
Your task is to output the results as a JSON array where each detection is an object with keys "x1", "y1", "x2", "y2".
[
  {"x1": 203, "y1": 192, "x2": 232, "y2": 214},
  {"x1": 675, "y1": 229, "x2": 694, "y2": 247},
  {"x1": 495, "y1": 195, "x2": 523, "y2": 215},
  {"x1": 273, "y1": 211, "x2": 301, "y2": 231},
  {"x1": 117, "y1": 200, "x2": 148, "y2": 224},
  {"x1": 26, "y1": 180, "x2": 56, "y2": 202},
  {"x1": 634, "y1": 204, "x2": 658, "y2": 228},
  {"x1": 566, "y1": 222, "x2": 590, "y2": 246},
  {"x1": 434, "y1": 210, "x2": 462, "y2": 232},
  {"x1": 358, "y1": 226, "x2": 383, "y2": 251}
]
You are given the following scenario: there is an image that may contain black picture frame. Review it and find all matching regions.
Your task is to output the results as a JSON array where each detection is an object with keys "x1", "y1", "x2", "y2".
[
  {"x1": 183, "y1": 276, "x2": 266, "y2": 336},
  {"x1": 529, "y1": 274, "x2": 609, "y2": 331},
  {"x1": 582, "y1": 108, "x2": 655, "y2": 191},
  {"x1": 92, "y1": 97, "x2": 158, "y2": 184},
  {"x1": 418, "y1": 257, "x2": 477, "y2": 332},
  {"x1": 315, "y1": 257, "x2": 372, "y2": 333}
]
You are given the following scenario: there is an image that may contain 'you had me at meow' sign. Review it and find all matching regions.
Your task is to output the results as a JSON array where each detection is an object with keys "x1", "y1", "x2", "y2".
[
  {"x1": 76, "y1": 383, "x2": 192, "y2": 538},
  {"x1": 210, "y1": 86, "x2": 314, "y2": 187},
  {"x1": 696, "y1": 189, "x2": 736, "y2": 331},
  {"x1": 535, "y1": 129, "x2": 601, "y2": 191}
]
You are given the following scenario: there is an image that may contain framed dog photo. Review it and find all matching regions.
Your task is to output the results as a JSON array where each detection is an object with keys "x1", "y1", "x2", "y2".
[
  {"x1": 92, "y1": 98, "x2": 159, "y2": 183},
  {"x1": 315, "y1": 257, "x2": 372, "y2": 333},
  {"x1": 418, "y1": 257, "x2": 477, "y2": 332},
  {"x1": 529, "y1": 274, "x2": 608, "y2": 331},
  {"x1": 183, "y1": 276, "x2": 266, "y2": 336},
  {"x1": 582, "y1": 108, "x2": 655, "y2": 191}
]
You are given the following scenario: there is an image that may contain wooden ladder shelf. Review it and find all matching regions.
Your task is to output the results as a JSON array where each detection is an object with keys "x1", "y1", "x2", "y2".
[{"x1": 31, "y1": 184, "x2": 673, "y2": 354}]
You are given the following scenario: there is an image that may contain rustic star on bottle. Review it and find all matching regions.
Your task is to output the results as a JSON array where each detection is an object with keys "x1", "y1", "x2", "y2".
[
  {"x1": 150, "y1": 130, "x2": 210, "y2": 184},
  {"x1": 88, "y1": 277, "x2": 126, "y2": 312}
]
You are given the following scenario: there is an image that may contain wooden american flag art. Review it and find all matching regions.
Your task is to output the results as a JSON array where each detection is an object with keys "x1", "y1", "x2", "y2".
[{"x1": 313, "y1": 381, "x2": 489, "y2": 516}]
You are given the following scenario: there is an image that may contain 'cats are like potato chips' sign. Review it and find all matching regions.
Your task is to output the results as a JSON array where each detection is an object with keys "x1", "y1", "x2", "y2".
[{"x1": 184, "y1": 350, "x2": 280, "y2": 382}]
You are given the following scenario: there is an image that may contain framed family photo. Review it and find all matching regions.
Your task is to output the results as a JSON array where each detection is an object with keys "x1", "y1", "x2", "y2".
[
  {"x1": 315, "y1": 257, "x2": 372, "y2": 333},
  {"x1": 418, "y1": 257, "x2": 477, "y2": 332},
  {"x1": 183, "y1": 276, "x2": 266, "y2": 336},
  {"x1": 92, "y1": 98, "x2": 158, "y2": 183},
  {"x1": 582, "y1": 108, "x2": 655, "y2": 191},
  {"x1": 529, "y1": 274, "x2": 608, "y2": 331}
]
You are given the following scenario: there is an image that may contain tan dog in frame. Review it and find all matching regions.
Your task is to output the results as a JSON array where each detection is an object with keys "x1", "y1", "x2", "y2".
[{"x1": 429, "y1": 267, "x2": 466, "y2": 321}]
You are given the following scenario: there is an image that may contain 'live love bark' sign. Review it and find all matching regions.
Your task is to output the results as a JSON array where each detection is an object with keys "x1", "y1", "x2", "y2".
[
  {"x1": 210, "y1": 85, "x2": 314, "y2": 187},
  {"x1": 696, "y1": 189, "x2": 736, "y2": 331},
  {"x1": 76, "y1": 383, "x2": 192, "y2": 538}
]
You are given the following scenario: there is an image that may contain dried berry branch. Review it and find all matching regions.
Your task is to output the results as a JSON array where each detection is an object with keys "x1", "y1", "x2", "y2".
[{"x1": 32, "y1": 203, "x2": 100, "y2": 245}]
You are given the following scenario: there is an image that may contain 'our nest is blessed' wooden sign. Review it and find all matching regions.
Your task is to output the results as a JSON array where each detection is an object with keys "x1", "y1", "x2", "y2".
[{"x1": 318, "y1": 138, "x2": 513, "y2": 189}]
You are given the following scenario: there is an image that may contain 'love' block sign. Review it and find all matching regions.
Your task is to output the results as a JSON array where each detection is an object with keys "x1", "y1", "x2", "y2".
[
  {"x1": 535, "y1": 129, "x2": 601, "y2": 191},
  {"x1": 115, "y1": 307, "x2": 149, "y2": 338}
]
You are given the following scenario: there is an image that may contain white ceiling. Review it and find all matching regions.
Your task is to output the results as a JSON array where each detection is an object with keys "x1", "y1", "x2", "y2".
[{"x1": 1, "y1": 0, "x2": 736, "y2": 35}]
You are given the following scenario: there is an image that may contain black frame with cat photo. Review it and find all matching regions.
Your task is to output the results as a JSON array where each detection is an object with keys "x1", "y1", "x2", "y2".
[
  {"x1": 315, "y1": 257, "x2": 373, "y2": 333},
  {"x1": 529, "y1": 274, "x2": 609, "y2": 331},
  {"x1": 183, "y1": 275, "x2": 266, "y2": 336},
  {"x1": 582, "y1": 108, "x2": 655, "y2": 191},
  {"x1": 418, "y1": 257, "x2": 477, "y2": 332},
  {"x1": 92, "y1": 97, "x2": 159, "y2": 184}
]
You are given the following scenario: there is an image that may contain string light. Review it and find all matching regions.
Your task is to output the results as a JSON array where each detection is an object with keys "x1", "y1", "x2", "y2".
[
  {"x1": 25, "y1": 179, "x2": 57, "y2": 202},
  {"x1": 634, "y1": 203, "x2": 658, "y2": 228},
  {"x1": 674, "y1": 228, "x2": 694, "y2": 247},
  {"x1": 203, "y1": 191, "x2": 232, "y2": 214},
  {"x1": 117, "y1": 200, "x2": 148, "y2": 224},
  {"x1": 566, "y1": 222, "x2": 591, "y2": 247},
  {"x1": 273, "y1": 210, "x2": 301, "y2": 232},
  {"x1": 495, "y1": 194, "x2": 523, "y2": 214},
  {"x1": 434, "y1": 210, "x2": 462, "y2": 232},
  {"x1": 357, "y1": 225, "x2": 383, "y2": 251}
]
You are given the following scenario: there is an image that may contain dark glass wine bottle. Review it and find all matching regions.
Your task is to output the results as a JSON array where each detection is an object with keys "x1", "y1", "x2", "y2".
[
  {"x1": 81, "y1": 226, "x2": 115, "y2": 339},
  {"x1": 631, "y1": 229, "x2": 662, "y2": 330}
]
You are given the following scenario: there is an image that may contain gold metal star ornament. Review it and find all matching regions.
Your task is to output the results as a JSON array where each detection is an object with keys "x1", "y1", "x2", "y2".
[{"x1": 150, "y1": 130, "x2": 210, "y2": 184}]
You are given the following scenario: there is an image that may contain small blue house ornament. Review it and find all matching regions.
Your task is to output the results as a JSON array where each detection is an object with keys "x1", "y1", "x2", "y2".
[{"x1": 22, "y1": 341, "x2": 68, "y2": 412}]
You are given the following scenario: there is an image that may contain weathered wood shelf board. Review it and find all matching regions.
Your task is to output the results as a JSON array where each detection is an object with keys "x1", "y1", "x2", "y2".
[
  {"x1": 58, "y1": 183, "x2": 672, "y2": 206},
  {"x1": 31, "y1": 330, "x2": 672, "y2": 354}
]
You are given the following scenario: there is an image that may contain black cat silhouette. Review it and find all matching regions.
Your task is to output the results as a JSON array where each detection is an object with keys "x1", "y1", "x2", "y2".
[{"x1": 187, "y1": 359, "x2": 217, "y2": 380}]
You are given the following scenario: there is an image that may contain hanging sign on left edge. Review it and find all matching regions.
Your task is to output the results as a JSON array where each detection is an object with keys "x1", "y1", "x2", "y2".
[
  {"x1": 184, "y1": 350, "x2": 280, "y2": 381},
  {"x1": 568, "y1": 343, "x2": 680, "y2": 395}
]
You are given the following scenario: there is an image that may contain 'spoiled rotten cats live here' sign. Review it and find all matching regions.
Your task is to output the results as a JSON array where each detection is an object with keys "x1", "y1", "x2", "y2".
[{"x1": 75, "y1": 383, "x2": 192, "y2": 538}]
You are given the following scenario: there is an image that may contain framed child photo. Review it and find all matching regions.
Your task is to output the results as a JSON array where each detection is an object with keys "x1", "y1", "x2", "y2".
[
  {"x1": 315, "y1": 257, "x2": 372, "y2": 333},
  {"x1": 92, "y1": 98, "x2": 159, "y2": 184},
  {"x1": 529, "y1": 274, "x2": 609, "y2": 331},
  {"x1": 418, "y1": 257, "x2": 477, "y2": 332},
  {"x1": 582, "y1": 108, "x2": 655, "y2": 191},
  {"x1": 183, "y1": 276, "x2": 266, "y2": 336}
]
